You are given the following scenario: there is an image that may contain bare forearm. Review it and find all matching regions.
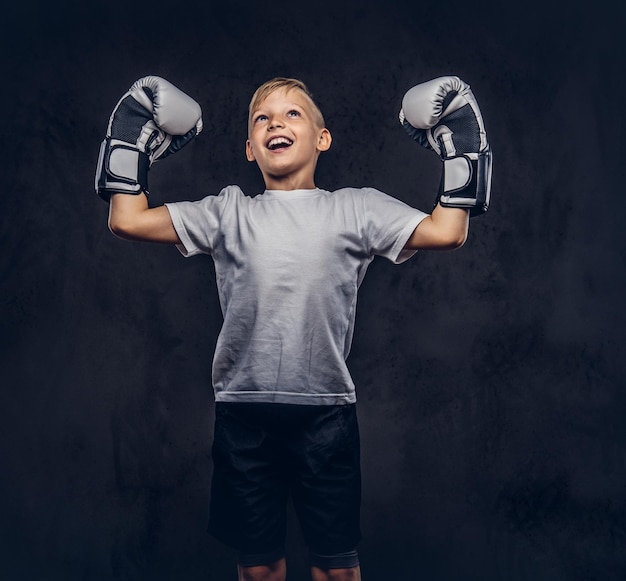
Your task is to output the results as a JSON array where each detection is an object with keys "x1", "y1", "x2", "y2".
[
  {"x1": 405, "y1": 204, "x2": 469, "y2": 250},
  {"x1": 108, "y1": 193, "x2": 180, "y2": 244}
]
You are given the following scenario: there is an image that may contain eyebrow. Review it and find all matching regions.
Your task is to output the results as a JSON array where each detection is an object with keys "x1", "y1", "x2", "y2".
[{"x1": 251, "y1": 101, "x2": 307, "y2": 118}]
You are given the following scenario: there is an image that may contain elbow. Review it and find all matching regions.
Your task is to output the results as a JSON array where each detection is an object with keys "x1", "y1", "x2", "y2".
[
  {"x1": 439, "y1": 229, "x2": 467, "y2": 250},
  {"x1": 108, "y1": 216, "x2": 135, "y2": 240},
  {"x1": 449, "y1": 217, "x2": 469, "y2": 249},
  {"x1": 450, "y1": 230, "x2": 468, "y2": 249}
]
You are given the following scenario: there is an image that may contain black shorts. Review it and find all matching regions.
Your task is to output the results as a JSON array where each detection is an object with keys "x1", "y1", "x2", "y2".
[{"x1": 209, "y1": 402, "x2": 362, "y2": 561}]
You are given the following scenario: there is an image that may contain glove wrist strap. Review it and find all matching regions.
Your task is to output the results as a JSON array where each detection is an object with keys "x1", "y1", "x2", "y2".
[
  {"x1": 95, "y1": 138, "x2": 150, "y2": 203},
  {"x1": 435, "y1": 147, "x2": 492, "y2": 217}
]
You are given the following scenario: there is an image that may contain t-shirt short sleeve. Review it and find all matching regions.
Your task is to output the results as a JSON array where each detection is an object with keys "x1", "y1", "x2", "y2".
[
  {"x1": 359, "y1": 188, "x2": 427, "y2": 263},
  {"x1": 165, "y1": 186, "x2": 242, "y2": 257}
]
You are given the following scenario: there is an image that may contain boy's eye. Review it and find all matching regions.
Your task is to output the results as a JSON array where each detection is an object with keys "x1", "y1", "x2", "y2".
[
  {"x1": 254, "y1": 114, "x2": 268, "y2": 123},
  {"x1": 287, "y1": 110, "x2": 301, "y2": 117}
]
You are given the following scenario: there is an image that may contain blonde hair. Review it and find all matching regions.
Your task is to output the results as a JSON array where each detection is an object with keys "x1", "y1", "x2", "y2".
[{"x1": 248, "y1": 77, "x2": 326, "y2": 130}]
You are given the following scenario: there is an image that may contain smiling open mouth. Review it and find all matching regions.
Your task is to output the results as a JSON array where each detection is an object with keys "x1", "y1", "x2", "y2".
[{"x1": 267, "y1": 137, "x2": 293, "y2": 150}]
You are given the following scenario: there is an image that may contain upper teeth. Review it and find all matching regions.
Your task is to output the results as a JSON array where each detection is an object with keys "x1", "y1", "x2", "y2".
[{"x1": 268, "y1": 137, "x2": 293, "y2": 149}]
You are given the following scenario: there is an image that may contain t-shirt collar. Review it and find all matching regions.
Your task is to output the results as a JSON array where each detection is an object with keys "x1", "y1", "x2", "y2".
[{"x1": 261, "y1": 188, "x2": 323, "y2": 200}]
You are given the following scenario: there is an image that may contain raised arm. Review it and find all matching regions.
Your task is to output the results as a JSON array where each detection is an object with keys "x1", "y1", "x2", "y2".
[
  {"x1": 399, "y1": 76, "x2": 492, "y2": 250},
  {"x1": 95, "y1": 76, "x2": 202, "y2": 244}
]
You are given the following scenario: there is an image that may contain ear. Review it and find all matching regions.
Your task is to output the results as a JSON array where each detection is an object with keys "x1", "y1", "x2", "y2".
[
  {"x1": 316, "y1": 128, "x2": 332, "y2": 152},
  {"x1": 245, "y1": 139, "x2": 256, "y2": 162}
]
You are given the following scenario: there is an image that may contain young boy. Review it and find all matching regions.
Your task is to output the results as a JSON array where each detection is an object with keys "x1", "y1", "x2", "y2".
[{"x1": 96, "y1": 75, "x2": 491, "y2": 581}]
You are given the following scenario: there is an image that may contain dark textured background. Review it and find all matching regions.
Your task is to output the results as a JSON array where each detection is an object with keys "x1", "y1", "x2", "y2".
[{"x1": 1, "y1": 1, "x2": 625, "y2": 579}]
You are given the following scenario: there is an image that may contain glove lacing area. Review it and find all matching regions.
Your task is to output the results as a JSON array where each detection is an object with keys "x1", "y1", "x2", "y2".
[
  {"x1": 428, "y1": 104, "x2": 482, "y2": 157},
  {"x1": 112, "y1": 96, "x2": 166, "y2": 160}
]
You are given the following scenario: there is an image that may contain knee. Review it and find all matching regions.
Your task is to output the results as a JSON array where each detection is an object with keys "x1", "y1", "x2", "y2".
[
  {"x1": 311, "y1": 566, "x2": 361, "y2": 581},
  {"x1": 238, "y1": 559, "x2": 286, "y2": 581},
  {"x1": 310, "y1": 548, "x2": 360, "y2": 577}
]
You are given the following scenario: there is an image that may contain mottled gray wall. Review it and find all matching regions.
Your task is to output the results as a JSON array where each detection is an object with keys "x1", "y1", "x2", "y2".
[{"x1": 1, "y1": 0, "x2": 625, "y2": 579}]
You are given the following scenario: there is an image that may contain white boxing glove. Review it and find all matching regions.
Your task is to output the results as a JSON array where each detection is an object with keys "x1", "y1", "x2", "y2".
[
  {"x1": 95, "y1": 76, "x2": 203, "y2": 202},
  {"x1": 399, "y1": 76, "x2": 492, "y2": 216}
]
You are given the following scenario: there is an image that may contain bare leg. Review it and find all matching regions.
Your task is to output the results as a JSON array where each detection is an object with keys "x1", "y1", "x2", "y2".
[
  {"x1": 311, "y1": 565, "x2": 362, "y2": 581},
  {"x1": 238, "y1": 558, "x2": 287, "y2": 581}
]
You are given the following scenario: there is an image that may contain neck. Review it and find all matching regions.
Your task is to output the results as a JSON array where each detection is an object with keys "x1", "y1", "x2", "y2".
[
  {"x1": 264, "y1": 178, "x2": 317, "y2": 190},
  {"x1": 263, "y1": 172, "x2": 316, "y2": 191}
]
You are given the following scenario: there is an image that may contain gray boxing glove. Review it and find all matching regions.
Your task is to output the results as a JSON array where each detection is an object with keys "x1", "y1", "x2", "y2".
[
  {"x1": 399, "y1": 76, "x2": 492, "y2": 216},
  {"x1": 95, "y1": 76, "x2": 203, "y2": 202}
]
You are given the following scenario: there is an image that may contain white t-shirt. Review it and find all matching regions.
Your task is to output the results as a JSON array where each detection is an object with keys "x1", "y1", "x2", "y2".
[{"x1": 166, "y1": 185, "x2": 427, "y2": 405}]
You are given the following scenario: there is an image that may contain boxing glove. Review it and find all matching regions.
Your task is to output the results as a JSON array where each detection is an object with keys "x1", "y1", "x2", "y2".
[
  {"x1": 95, "y1": 76, "x2": 203, "y2": 202},
  {"x1": 399, "y1": 76, "x2": 491, "y2": 216}
]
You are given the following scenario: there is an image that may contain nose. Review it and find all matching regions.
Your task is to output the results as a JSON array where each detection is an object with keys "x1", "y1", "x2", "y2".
[{"x1": 268, "y1": 115, "x2": 284, "y2": 130}]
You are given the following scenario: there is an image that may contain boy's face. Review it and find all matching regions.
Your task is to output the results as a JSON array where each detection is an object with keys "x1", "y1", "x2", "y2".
[{"x1": 246, "y1": 87, "x2": 331, "y2": 190}]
